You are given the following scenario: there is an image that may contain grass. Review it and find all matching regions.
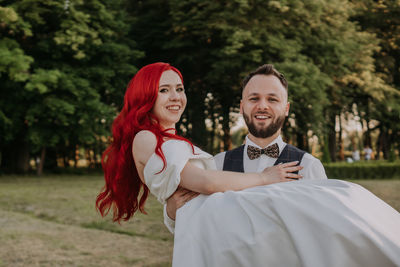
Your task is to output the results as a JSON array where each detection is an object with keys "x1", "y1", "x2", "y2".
[
  {"x1": 0, "y1": 175, "x2": 172, "y2": 267},
  {"x1": 0, "y1": 175, "x2": 399, "y2": 266}
]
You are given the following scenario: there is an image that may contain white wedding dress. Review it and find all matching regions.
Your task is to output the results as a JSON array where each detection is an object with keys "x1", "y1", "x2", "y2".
[{"x1": 144, "y1": 140, "x2": 400, "y2": 267}]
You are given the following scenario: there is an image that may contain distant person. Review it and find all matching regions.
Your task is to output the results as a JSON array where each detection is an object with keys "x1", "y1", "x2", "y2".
[
  {"x1": 364, "y1": 146, "x2": 373, "y2": 160},
  {"x1": 96, "y1": 62, "x2": 400, "y2": 267},
  {"x1": 352, "y1": 149, "x2": 360, "y2": 161}
]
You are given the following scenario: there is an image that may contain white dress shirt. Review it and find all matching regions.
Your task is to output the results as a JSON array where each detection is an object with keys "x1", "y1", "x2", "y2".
[{"x1": 164, "y1": 135, "x2": 327, "y2": 233}]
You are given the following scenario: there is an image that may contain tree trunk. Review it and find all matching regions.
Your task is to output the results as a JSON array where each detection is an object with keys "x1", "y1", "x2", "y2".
[
  {"x1": 328, "y1": 112, "x2": 337, "y2": 162},
  {"x1": 338, "y1": 113, "x2": 344, "y2": 161},
  {"x1": 92, "y1": 145, "x2": 98, "y2": 168},
  {"x1": 393, "y1": 50, "x2": 400, "y2": 85},
  {"x1": 15, "y1": 141, "x2": 30, "y2": 173},
  {"x1": 2, "y1": 137, "x2": 30, "y2": 173},
  {"x1": 187, "y1": 88, "x2": 207, "y2": 149},
  {"x1": 382, "y1": 127, "x2": 389, "y2": 159},
  {"x1": 37, "y1": 147, "x2": 46, "y2": 176},
  {"x1": 376, "y1": 130, "x2": 381, "y2": 160},
  {"x1": 364, "y1": 98, "x2": 372, "y2": 147},
  {"x1": 322, "y1": 135, "x2": 331, "y2": 163},
  {"x1": 74, "y1": 145, "x2": 79, "y2": 168},
  {"x1": 305, "y1": 131, "x2": 310, "y2": 152},
  {"x1": 209, "y1": 106, "x2": 216, "y2": 154},
  {"x1": 63, "y1": 156, "x2": 69, "y2": 168},
  {"x1": 375, "y1": 125, "x2": 389, "y2": 160},
  {"x1": 365, "y1": 124, "x2": 372, "y2": 148},
  {"x1": 43, "y1": 147, "x2": 58, "y2": 171},
  {"x1": 296, "y1": 132, "x2": 305, "y2": 150},
  {"x1": 222, "y1": 105, "x2": 231, "y2": 151}
]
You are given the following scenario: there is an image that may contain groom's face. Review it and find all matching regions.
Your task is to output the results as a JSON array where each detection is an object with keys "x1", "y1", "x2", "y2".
[{"x1": 240, "y1": 74, "x2": 290, "y2": 139}]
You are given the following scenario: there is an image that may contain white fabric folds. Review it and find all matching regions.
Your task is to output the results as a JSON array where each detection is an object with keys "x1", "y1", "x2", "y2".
[
  {"x1": 144, "y1": 139, "x2": 400, "y2": 267},
  {"x1": 173, "y1": 179, "x2": 400, "y2": 267}
]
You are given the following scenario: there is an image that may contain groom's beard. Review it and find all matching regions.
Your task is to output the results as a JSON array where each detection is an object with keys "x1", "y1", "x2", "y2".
[{"x1": 243, "y1": 112, "x2": 286, "y2": 138}]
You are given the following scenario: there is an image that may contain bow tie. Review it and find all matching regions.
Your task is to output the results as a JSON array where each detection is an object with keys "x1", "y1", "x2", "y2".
[{"x1": 247, "y1": 143, "x2": 279, "y2": 160}]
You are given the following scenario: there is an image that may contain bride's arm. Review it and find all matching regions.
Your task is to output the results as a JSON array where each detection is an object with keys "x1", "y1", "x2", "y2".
[
  {"x1": 180, "y1": 160, "x2": 302, "y2": 194},
  {"x1": 133, "y1": 130, "x2": 302, "y2": 195}
]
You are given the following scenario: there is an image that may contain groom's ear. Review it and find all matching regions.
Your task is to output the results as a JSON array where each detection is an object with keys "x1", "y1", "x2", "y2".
[
  {"x1": 285, "y1": 102, "x2": 290, "y2": 116},
  {"x1": 240, "y1": 99, "x2": 243, "y2": 114}
]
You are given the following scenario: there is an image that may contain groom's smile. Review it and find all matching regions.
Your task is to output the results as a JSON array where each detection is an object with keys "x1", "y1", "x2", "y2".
[{"x1": 254, "y1": 112, "x2": 272, "y2": 121}]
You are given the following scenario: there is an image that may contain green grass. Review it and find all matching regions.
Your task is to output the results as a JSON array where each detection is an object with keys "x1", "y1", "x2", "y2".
[
  {"x1": 0, "y1": 175, "x2": 173, "y2": 267},
  {"x1": 0, "y1": 175, "x2": 399, "y2": 266}
]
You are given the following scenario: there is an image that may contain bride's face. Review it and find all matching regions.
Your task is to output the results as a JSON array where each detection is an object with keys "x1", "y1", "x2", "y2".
[{"x1": 151, "y1": 70, "x2": 187, "y2": 129}]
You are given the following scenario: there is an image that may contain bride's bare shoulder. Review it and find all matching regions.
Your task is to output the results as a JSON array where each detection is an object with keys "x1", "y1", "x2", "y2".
[
  {"x1": 134, "y1": 130, "x2": 157, "y2": 143},
  {"x1": 132, "y1": 130, "x2": 157, "y2": 165}
]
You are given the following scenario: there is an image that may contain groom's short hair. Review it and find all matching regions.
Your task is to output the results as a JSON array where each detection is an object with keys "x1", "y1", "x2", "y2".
[{"x1": 241, "y1": 64, "x2": 288, "y2": 92}]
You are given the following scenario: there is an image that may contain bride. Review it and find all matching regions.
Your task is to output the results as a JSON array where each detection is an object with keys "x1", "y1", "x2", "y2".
[{"x1": 96, "y1": 62, "x2": 400, "y2": 267}]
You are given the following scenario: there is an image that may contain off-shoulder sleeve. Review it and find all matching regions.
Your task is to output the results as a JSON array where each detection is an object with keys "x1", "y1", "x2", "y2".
[{"x1": 143, "y1": 140, "x2": 212, "y2": 204}]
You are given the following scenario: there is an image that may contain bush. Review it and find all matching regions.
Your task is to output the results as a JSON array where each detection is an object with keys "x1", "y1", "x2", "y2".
[
  {"x1": 324, "y1": 161, "x2": 400, "y2": 179},
  {"x1": 388, "y1": 147, "x2": 397, "y2": 162}
]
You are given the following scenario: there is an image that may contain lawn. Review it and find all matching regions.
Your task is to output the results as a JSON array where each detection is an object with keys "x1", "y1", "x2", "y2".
[{"x1": 0, "y1": 175, "x2": 399, "y2": 267}]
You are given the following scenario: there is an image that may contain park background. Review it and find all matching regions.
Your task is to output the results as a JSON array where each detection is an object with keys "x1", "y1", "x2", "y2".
[{"x1": 0, "y1": 0, "x2": 399, "y2": 266}]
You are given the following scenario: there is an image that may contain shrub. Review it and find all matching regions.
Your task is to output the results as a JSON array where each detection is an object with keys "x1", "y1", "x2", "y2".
[{"x1": 324, "y1": 161, "x2": 400, "y2": 179}]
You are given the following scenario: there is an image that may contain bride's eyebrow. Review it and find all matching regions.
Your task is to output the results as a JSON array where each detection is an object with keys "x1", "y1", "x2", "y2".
[{"x1": 159, "y1": 83, "x2": 184, "y2": 88}]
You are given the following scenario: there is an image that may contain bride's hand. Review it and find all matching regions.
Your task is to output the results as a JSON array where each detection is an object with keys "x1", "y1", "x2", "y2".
[{"x1": 260, "y1": 161, "x2": 303, "y2": 184}]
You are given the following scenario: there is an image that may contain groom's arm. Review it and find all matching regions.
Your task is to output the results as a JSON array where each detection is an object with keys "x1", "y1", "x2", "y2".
[
  {"x1": 164, "y1": 187, "x2": 200, "y2": 233},
  {"x1": 300, "y1": 153, "x2": 327, "y2": 180},
  {"x1": 163, "y1": 155, "x2": 225, "y2": 233}
]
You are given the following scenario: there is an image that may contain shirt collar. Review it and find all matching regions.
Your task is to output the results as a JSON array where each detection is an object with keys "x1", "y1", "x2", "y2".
[{"x1": 244, "y1": 135, "x2": 286, "y2": 155}]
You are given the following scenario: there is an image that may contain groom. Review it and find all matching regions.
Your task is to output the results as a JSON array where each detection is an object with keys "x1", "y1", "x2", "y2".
[{"x1": 164, "y1": 64, "x2": 327, "y2": 233}]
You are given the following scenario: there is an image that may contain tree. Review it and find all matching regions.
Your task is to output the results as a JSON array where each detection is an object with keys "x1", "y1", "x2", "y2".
[
  {"x1": 0, "y1": 0, "x2": 142, "y2": 173},
  {"x1": 352, "y1": 0, "x2": 400, "y2": 159},
  {"x1": 0, "y1": 4, "x2": 34, "y2": 172},
  {"x1": 130, "y1": 0, "x2": 389, "y2": 159}
]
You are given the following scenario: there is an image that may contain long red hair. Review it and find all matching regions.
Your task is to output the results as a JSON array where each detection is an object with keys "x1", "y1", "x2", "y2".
[{"x1": 96, "y1": 62, "x2": 193, "y2": 222}]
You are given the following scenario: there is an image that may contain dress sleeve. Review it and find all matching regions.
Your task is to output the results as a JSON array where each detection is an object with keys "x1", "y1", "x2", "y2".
[
  {"x1": 213, "y1": 151, "x2": 226, "y2": 171},
  {"x1": 143, "y1": 140, "x2": 195, "y2": 204}
]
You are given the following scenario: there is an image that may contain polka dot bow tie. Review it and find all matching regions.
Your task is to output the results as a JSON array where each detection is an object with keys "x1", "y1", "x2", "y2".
[{"x1": 247, "y1": 143, "x2": 280, "y2": 160}]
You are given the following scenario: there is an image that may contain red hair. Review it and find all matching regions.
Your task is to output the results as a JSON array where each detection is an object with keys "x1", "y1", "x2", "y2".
[{"x1": 96, "y1": 62, "x2": 193, "y2": 222}]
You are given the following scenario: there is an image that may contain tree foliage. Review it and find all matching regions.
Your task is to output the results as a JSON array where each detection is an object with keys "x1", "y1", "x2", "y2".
[
  {"x1": 0, "y1": 0, "x2": 142, "y2": 173},
  {"x1": 352, "y1": 0, "x2": 400, "y2": 159},
  {"x1": 0, "y1": 0, "x2": 398, "y2": 173}
]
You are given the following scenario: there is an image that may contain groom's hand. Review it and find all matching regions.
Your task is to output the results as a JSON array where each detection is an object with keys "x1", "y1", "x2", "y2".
[{"x1": 166, "y1": 187, "x2": 199, "y2": 220}]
